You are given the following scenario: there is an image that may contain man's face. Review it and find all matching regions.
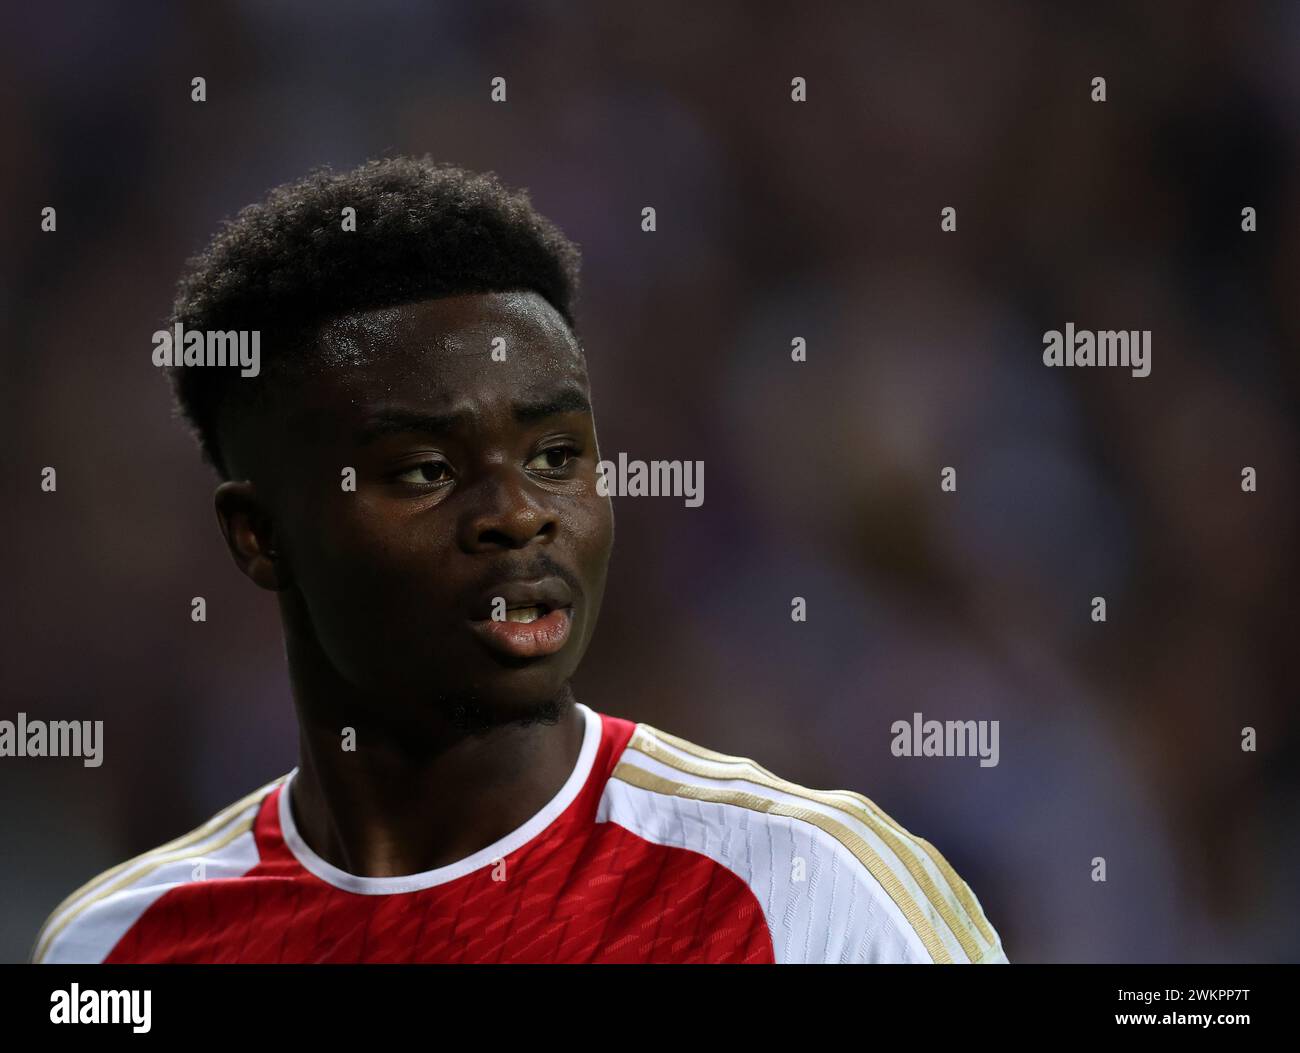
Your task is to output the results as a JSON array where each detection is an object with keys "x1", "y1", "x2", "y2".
[{"x1": 238, "y1": 290, "x2": 613, "y2": 725}]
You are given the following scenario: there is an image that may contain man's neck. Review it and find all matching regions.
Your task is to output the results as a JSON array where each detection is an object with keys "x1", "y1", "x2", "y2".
[{"x1": 286, "y1": 688, "x2": 586, "y2": 879}]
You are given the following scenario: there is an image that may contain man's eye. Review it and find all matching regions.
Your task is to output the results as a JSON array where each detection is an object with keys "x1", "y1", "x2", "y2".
[
  {"x1": 526, "y1": 446, "x2": 576, "y2": 472},
  {"x1": 395, "y1": 460, "x2": 452, "y2": 485}
]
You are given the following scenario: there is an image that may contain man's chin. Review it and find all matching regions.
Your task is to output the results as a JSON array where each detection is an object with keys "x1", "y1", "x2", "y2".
[{"x1": 441, "y1": 684, "x2": 574, "y2": 735}]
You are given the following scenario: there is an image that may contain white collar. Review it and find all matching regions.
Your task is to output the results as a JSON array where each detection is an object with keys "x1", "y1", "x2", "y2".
[{"x1": 277, "y1": 701, "x2": 600, "y2": 894}]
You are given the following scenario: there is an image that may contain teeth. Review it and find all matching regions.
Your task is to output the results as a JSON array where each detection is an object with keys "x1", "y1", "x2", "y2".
[{"x1": 505, "y1": 606, "x2": 542, "y2": 623}]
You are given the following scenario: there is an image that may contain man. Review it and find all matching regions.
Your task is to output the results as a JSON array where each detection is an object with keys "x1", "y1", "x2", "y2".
[{"x1": 33, "y1": 157, "x2": 1006, "y2": 963}]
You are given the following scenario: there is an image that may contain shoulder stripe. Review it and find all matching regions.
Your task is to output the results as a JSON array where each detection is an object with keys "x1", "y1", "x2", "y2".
[
  {"x1": 31, "y1": 774, "x2": 286, "y2": 963},
  {"x1": 33, "y1": 812, "x2": 258, "y2": 964},
  {"x1": 627, "y1": 724, "x2": 998, "y2": 959},
  {"x1": 611, "y1": 759, "x2": 954, "y2": 963},
  {"x1": 756, "y1": 783, "x2": 996, "y2": 951},
  {"x1": 643, "y1": 723, "x2": 915, "y2": 835}
]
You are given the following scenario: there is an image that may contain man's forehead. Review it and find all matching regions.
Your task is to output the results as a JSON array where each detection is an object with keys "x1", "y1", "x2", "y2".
[
  {"x1": 282, "y1": 290, "x2": 591, "y2": 432},
  {"x1": 316, "y1": 290, "x2": 581, "y2": 367}
]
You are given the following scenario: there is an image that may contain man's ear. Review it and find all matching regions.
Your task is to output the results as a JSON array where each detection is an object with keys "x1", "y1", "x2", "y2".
[{"x1": 214, "y1": 481, "x2": 287, "y2": 591}]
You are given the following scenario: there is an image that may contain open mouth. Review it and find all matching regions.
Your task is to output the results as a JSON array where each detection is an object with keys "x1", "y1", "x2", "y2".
[
  {"x1": 502, "y1": 603, "x2": 552, "y2": 624},
  {"x1": 468, "y1": 605, "x2": 573, "y2": 658},
  {"x1": 467, "y1": 577, "x2": 576, "y2": 659}
]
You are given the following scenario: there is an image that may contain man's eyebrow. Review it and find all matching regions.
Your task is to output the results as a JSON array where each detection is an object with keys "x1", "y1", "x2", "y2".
[
  {"x1": 353, "y1": 388, "x2": 591, "y2": 445},
  {"x1": 354, "y1": 408, "x2": 472, "y2": 445},
  {"x1": 513, "y1": 386, "x2": 591, "y2": 423}
]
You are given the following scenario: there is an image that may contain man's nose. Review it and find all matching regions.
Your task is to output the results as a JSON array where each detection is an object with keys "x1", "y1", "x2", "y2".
[{"x1": 457, "y1": 466, "x2": 558, "y2": 552}]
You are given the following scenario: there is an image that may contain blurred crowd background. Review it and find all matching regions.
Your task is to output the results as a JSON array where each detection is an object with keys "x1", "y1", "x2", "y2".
[{"x1": 3, "y1": 0, "x2": 1297, "y2": 962}]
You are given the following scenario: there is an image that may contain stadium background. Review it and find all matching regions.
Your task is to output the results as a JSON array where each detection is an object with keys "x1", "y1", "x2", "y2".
[{"x1": 3, "y1": 1, "x2": 1298, "y2": 962}]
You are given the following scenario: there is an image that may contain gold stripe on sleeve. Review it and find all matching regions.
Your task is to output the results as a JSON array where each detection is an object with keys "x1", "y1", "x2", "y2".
[
  {"x1": 31, "y1": 775, "x2": 286, "y2": 963},
  {"x1": 611, "y1": 760, "x2": 954, "y2": 963},
  {"x1": 629, "y1": 726, "x2": 996, "y2": 960}
]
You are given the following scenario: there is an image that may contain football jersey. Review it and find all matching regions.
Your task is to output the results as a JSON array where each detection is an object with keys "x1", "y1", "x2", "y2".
[{"x1": 33, "y1": 703, "x2": 1008, "y2": 963}]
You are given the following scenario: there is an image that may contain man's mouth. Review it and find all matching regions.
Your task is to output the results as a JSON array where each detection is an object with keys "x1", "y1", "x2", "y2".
[
  {"x1": 502, "y1": 604, "x2": 548, "y2": 624},
  {"x1": 468, "y1": 605, "x2": 573, "y2": 658},
  {"x1": 467, "y1": 579, "x2": 576, "y2": 659}
]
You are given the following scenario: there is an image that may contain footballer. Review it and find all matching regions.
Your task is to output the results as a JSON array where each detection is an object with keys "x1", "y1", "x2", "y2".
[{"x1": 33, "y1": 157, "x2": 1007, "y2": 964}]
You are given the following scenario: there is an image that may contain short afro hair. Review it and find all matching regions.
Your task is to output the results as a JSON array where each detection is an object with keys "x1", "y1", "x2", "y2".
[{"x1": 166, "y1": 156, "x2": 582, "y2": 478}]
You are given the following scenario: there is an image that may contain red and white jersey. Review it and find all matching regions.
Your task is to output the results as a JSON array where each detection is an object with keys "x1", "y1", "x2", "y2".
[{"x1": 33, "y1": 704, "x2": 1007, "y2": 964}]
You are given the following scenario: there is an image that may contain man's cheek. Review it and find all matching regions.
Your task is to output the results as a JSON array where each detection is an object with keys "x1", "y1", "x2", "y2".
[
  {"x1": 312, "y1": 515, "x2": 408, "y2": 570},
  {"x1": 577, "y1": 506, "x2": 614, "y2": 564}
]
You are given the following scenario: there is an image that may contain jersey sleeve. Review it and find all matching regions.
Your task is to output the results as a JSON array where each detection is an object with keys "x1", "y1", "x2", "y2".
[
  {"x1": 32, "y1": 780, "x2": 278, "y2": 964},
  {"x1": 770, "y1": 789, "x2": 1009, "y2": 964},
  {"x1": 612, "y1": 722, "x2": 1008, "y2": 964}
]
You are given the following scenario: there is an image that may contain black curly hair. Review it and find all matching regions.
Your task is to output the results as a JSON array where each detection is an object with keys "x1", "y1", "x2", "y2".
[{"x1": 166, "y1": 156, "x2": 583, "y2": 479}]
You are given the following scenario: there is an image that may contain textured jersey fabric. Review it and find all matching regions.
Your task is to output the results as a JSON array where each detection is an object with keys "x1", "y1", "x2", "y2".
[{"x1": 33, "y1": 703, "x2": 1007, "y2": 964}]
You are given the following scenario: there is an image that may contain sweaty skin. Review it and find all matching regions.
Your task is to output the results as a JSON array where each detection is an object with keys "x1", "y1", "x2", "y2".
[{"x1": 212, "y1": 290, "x2": 614, "y2": 879}]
